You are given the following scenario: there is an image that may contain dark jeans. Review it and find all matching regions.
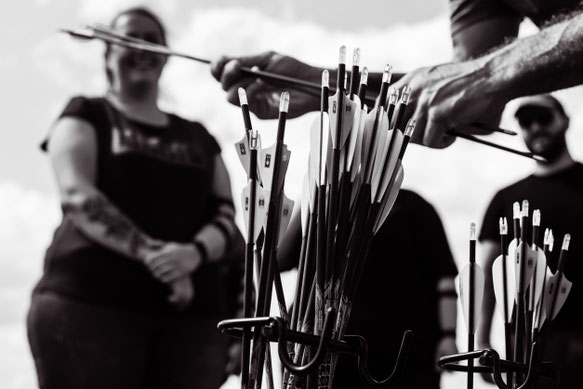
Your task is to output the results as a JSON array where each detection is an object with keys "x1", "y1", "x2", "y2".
[{"x1": 27, "y1": 291, "x2": 228, "y2": 389}]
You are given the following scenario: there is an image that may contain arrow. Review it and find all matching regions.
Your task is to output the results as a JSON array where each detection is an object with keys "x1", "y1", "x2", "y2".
[
  {"x1": 458, "y1": 223, "x2": 484, "y2": 389},
  {"x1": 491, "y1": 217, "x2": 515, "y2": 384},
  {"x1": 527, "y1": 210, "x2": 546, "y2": 342},
  {"x1": 348, "y1": 48, "x2": 361, "y2": 99},
  {"x1": 235, "y1": 88, "x2": 262, "y2": 182},
  {"x1": 250, "y1": 92, "x2": 292, "y2": 389},
  {"x1": 492, "y1": 217, "x2": 515, "y2": 328},
  {"x1": 237, "y1": 88, "x2": 259, "y2": 388},
  {"x1": 533, "y1": 229, "x2": 552, "y2": 335},
  {"x1": 543, "y1": 234, "x2": 572, "y2": 323},
  {"x1": 391, "y1": 86, "x2": 411, "y2": 131},
  {"x1": 372, "y1": 119, "x2": 415, "y2": 233},
  {"x1": 385, "y1": 87, "x2": 399, "y2": 121},
  {"x1": 513, "y1": 200, "x2": 531, "y2": 381}
]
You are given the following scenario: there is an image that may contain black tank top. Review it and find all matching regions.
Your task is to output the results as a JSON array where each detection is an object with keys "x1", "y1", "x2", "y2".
[{"x1": 36, "y1": 96, "x2": 237, "y2": 317}]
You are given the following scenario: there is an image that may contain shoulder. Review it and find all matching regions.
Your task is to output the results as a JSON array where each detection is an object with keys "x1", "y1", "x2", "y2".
[
  {"x1": 492, "y1": 176, "x2": 532, "y2": 199},
  {"x1": 399, "y1": 189, "x2": 436, "y2": 210},
  {"x1": 395, "y1": 189, "x2": 441, "y2": 222},
  {"x1": 41, "y1": 96, "x2": 105, "y2": 152},
  {"x1": 60, "y1": 96, "x2": 106, "y2": 119}
]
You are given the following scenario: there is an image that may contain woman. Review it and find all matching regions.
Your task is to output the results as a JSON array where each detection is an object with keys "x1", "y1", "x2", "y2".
[{"x1": 28, "y1": 7, "x2": 242, "y2": 389}]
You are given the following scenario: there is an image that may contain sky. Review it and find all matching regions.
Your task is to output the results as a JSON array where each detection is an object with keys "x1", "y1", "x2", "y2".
[{"x1": 1, "y1": 1, "x2": 583, "y2": 388}]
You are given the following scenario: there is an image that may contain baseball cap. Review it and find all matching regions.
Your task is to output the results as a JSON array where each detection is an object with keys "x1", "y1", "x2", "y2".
[{"x1": 514, "y1": 94, "x2": 565, "y2": 118}]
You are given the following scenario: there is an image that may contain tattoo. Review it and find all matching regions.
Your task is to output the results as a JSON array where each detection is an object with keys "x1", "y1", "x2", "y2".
[{"x1": 64, "y1": 194, "x2": 153, "y2": 259}]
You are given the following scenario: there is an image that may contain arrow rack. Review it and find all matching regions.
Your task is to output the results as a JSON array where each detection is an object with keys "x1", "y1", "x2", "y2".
[
  {"x1": 218, "y1": 47, "x2": 416, "y2": 389},
  {"x1": 440, "y1": 201, "x2": 573, "y2": 389}
]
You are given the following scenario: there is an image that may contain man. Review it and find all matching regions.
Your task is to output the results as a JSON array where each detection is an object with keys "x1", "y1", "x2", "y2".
[
  {"x1": 278, "y1": 190, "x2": 459, "y2": 389},
  {"x1": 478, "y1": 94, "x2": 583, "y2": 388},
  {"x1": 211, "y1": 1, "x2": 583, "y2": 149}
]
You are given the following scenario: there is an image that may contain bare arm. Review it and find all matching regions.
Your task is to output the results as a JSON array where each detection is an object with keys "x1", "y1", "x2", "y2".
[
  {"x1": 49, "y1": 116, "x2": 196, "y2": 308},
  {"x1": 392, "y1": 10, "x2": 583, "y2": 147},
  {"x1": 48, "y1": 117, "x2": 164, "y2": 261},
  {"x1": 478, "y1": 11, "x2": 583, "y2": 100}
]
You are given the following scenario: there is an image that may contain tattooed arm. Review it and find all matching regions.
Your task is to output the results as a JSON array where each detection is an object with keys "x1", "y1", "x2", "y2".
[
  {"x1": 49, "y1": 117, "x2": 164, "y2": 260},
  {"x1": 48, "y1": 116, "x2": 198, "y2": 306}
]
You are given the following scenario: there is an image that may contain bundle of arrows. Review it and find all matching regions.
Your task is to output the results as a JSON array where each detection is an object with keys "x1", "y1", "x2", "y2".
[
  {"x1": 227, "y1": 46, "x2": 416, "y2": 389},
  {"x1": 444, "y1": 200, "x2": 573, "y2": 389},
  {"x1": 62, "y1": 23, "x2": 544, "y2": 161}
]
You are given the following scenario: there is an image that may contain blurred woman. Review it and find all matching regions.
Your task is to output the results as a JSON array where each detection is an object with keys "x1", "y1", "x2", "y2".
[{"x1": 28, "y1": 7, "x2": 242, "y2": 389}]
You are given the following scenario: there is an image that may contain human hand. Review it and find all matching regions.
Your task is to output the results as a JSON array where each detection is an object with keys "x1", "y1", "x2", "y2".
[
  {"x1": 391, "y1": 59, "x2": 506, "y2": 148},
  {"x1": 144, "y1": 242, "x2": 202, "y2": 284},
  {"x1": 434, "y1": 335, "x2": 458, "y2": 372},
  {"x1": 167, "y1": 276, "x2": 195, "y2": 310},
  {"x1": 211, "y1": 51, "x2": 321, "y2": 119}
]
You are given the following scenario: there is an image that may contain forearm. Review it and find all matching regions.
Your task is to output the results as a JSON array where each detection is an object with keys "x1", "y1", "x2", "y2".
[
  {"x1": 63, "y1": 192, "x2": 162, "y2": 262},
  {"x1": 193, "y1": 201, "x2": 238, "y2": 264},
  {"x1": 479, "y1": 11, "x2": 583, "y2": 103}
]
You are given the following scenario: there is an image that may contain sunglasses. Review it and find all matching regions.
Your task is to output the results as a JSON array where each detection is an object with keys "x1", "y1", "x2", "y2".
[{"x1": 516, "y1": 106, "x2": 555, "y2": 128}]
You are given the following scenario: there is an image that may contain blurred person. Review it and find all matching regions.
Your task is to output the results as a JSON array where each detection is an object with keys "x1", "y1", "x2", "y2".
[
  {"x1": 27, "y1": 7, "x2": 243, "y2": 389},
  {"x1": 478, "y1": 94, "x2": 583, "y2": 388},
  {"x1": 211, "y1": 1, "x2": 583, "y2": 149},
  {"x1": 278, "y1": 190, "x2": 459, "y2": 389}
]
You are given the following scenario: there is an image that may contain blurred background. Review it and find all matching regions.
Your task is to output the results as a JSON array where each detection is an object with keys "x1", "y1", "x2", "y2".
[{"x1": 1, "y1": 1, "x2": 582, "y2": 388}]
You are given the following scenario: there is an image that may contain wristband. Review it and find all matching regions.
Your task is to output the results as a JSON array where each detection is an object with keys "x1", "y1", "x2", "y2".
[
  {"x1": 440, "y1": 330, "x2": 456, "y2": 339},
  {"x1": 438, "y1": 290, "x2": 458, "y2": 298},
  {"x1": 194, "y1": 241, "x2": 209, "y2": 264}
]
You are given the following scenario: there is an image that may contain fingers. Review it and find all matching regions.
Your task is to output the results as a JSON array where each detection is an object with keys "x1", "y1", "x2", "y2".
[
  {"x1": 245, "y1": 80, "x2": 279, "y2": 119},
  {"x1": 147, "y1": 256, "x2": 183, "y2": 283},
  {"x1": 152, "y1": 262, "x2": 180, "y2": 283},
  {"x1": 212, "y1": 51, "x2": 275, "y2": 91},
  {"x1": 409, "y1": 102, "x2": 457, "y2": 149},
  {"x1": 168, "y1": 278, "x2": 195, "y2": 310},
  {"x1": 210, "y1": 55, "x2": 232, "y2": 82}
]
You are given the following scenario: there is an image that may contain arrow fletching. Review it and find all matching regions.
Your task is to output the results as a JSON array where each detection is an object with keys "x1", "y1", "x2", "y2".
[{"x1": 459, "y1": 261, "x2": 485, "y2": 334}]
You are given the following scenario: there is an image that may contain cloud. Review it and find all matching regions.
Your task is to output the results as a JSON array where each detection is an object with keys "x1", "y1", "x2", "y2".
[
  {"x1": 0, "y1": 181, "x2": 59, "y2": 301},
  {"x1": 7, "y1": 5, "x2": 583, "y2": 388}
]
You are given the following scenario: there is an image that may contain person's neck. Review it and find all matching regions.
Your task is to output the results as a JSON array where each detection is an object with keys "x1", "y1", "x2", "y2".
[
  {"x1": 107, "y1": 89, "x2": 168, "y2": 126},
  {"x1": 533, "y1": 150, "x2": 575, "y2": 176}
]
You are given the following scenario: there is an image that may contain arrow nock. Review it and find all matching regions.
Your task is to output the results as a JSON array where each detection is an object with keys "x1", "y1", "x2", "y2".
[
  {"x1": 400, "y1": 86, "x2": 411, "y2": 105},
  {"x1": 562, "y1": 234, "x2": 571, "y2": 251},
  {"x1": 279, "y1": 91, "x2": 290, "y2": 113},
  {"x1": 533, "y1": 209, "x2": 541, "y2": 226},
  {"x1": 499, "y1": 217, "x2": 508, "y2": 235},
  {"x1": 352, "y1": 48, "x2": 361, "y2": 67},
  {"x1": 238, "y1": 87, "x2": 248, "y2": 106}
]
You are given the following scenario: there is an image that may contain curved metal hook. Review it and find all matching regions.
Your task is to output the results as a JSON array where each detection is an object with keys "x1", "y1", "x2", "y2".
[
  {"x1": 276, "y1": 307, "x2": 336, "y2": 374},
  {"x1": 438, "y1": 343, "x2": 544, "y2": 389},
  {"x1": 345, "y1": 329, "x2": 414, "y2": 387},
  {"x1": 478, "y1": 343, "x2": 541, "y2": 389},
  {"x1": 217, "y1": 316, "x2": 273, "y2": 338}
]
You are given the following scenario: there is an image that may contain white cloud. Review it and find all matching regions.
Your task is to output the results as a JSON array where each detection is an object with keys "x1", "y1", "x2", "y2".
[
  {"x1": 7, "y1": 5, "x2": 583, "y2": 388},
  {"x1": 0, "y1": 181, "x2": 59, "y2": 389}
]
